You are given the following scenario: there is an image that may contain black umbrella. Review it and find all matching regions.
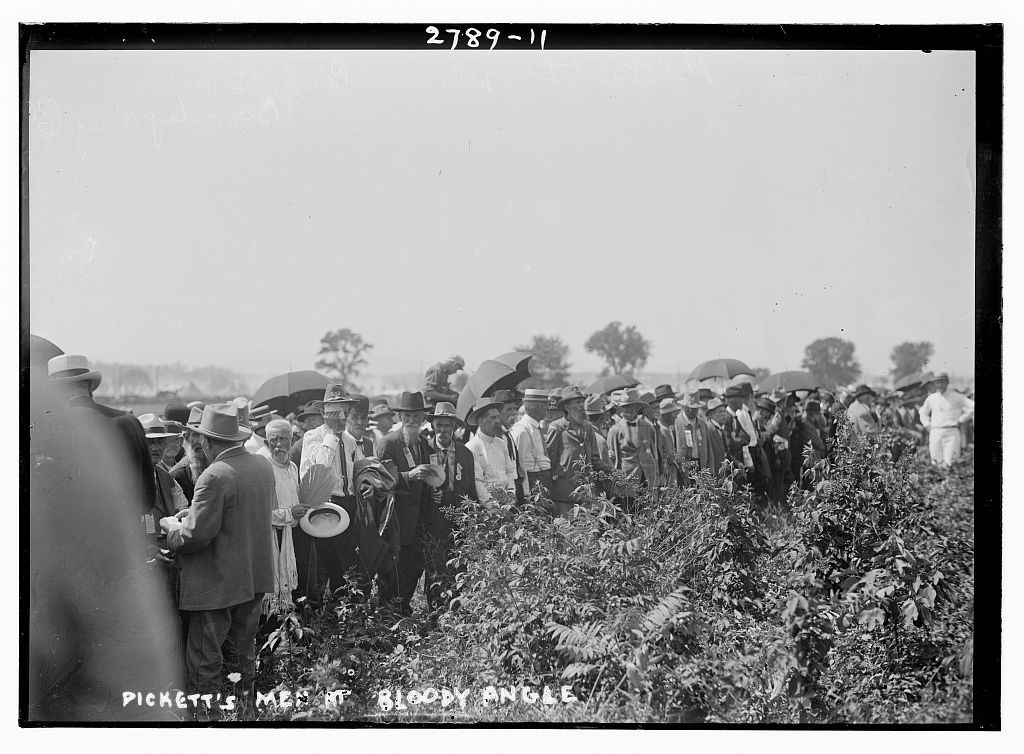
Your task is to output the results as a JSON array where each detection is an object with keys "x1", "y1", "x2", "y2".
[
  {"x1": 894, "y1": 370, "x2": 933, "y2": 391},
  {"x1": 28, "y1": 334, "x2": 64, "y2": 373},
  {"x1": 758, "y1": 371, "x2": 821, "y2": 394},
  {"x1": 586, "y1": 374, "x2": 640, "y2": 395},
  {"x1": 252, "y1": 370, "x2": 329, "y2": 415},
  {"x1": 456, "y1": 355, "x2": 534, "y2": 422},
  {"x1": 687, "y1": 358, "x2": 754, "y2": 382}
]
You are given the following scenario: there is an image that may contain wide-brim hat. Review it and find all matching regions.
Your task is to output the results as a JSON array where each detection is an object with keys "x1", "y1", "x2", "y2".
[
  {"x1": 852, "y1": 384, "x2": 877, "y2": 400},
  {"x1": 654, "y1": 384, "x2": 676, "y2": 401},
  {"x1": 296, "y1": 402, "x2": 324, "y2": 422},
  {"x1": 706, "y1": 397, "x2": 726, "y2": 412},
  {"x1": 47, "y1": 354, "x2": 102, "y2": 392},
  {"x1": 557, "y1": 385, "x2": 587, "y2": 408},
  {"x1": 369, "y1": 403, "x2": 394, "y2": 419},
  {"x1": 659, "y1": 398, "x2": 681, "y2": 416},
  {"x1": 392, "y1": 391, "x2": 428, "y2": 413},
  {"x1": 616, "y1": 388, "x2": 645, "y2": 408},
  {"x1": 300, "y1": 502, "x2": 351, "y2": 539},
  {"x1": 468, "y1": 398, "x2": 504, "y2": 425},
  {"x1": 347, "y1": 393, "x2": 371, "y2": 415},
  {"x1": 584, "y1": 394, "x2": 607, "y2": 415},
  {"x1": 311, "y1": 383, "x2": 358, "y2": 410},
  {"x1": 138, "y1": 412, "x2": 178, "y2": 439},
  {"x1": 428, "y1": 401, "x2": 463, "y2": 425},
  {"x1": 191, "y1": 403, "x2": 253, "y2": 443}
]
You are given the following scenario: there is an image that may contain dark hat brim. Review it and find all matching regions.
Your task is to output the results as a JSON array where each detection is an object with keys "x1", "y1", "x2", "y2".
[
  {"x1": 190, "y1": 423, "x2": 253, "y2": 443},
  {"x1": 467, "y1": 400, "x2": 504, "y2": 425}
]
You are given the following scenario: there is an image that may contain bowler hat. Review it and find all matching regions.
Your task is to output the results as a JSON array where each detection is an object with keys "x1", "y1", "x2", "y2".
[
  {"x1": 392, "y1": 391, "x2": 428, "y2": 413},
  {"x1": 296, "y1": 401, "x2": 324, "y2": 422},
  {"x1": 654, "y1": 384, "x2": 676, "y2": 401},
  {"x1": 191, "y1": 403, "x2": 253, "y2": 443},
  {"x1": 659, "y1": 398, "x2": 681, "y2": 416},
  {"x1": 428, "y1": 401, "x2": 463, "y2": 425},
  {"x1": 138, "y1": 413, "x2": 178, "y2": 439},
  {"x1": 468, "y1": 397, "x2": 503, "y2": 425},
  {"x1": 163, "y1": 402, "x2": 190, "y2": 425},
  {"x1": 47, "y1": 354, "x2": 102, "y2": 392},
  {"x1": 557, "y1": 385, "x2": 587, "y2": 408}
]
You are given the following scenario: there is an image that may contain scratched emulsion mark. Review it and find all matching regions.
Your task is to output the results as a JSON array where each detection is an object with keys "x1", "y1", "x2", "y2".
[{"x1": 29, "y1": 58, "x2": 352, "y2": 159}]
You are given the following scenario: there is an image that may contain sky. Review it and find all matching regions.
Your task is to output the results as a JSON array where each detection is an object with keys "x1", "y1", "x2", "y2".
[{"x1": 27, "y1": 47, "x2": 977, "y2": 382}]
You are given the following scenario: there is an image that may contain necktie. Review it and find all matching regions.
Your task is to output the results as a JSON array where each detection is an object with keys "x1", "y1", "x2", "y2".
[{"x1": 338, "y1": 441, "x2": 349, "y2": 496}]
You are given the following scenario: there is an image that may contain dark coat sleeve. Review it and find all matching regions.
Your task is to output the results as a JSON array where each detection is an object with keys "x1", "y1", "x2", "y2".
[{"x1": 113, "y1": 412, "x2": 156, "y2": 513}]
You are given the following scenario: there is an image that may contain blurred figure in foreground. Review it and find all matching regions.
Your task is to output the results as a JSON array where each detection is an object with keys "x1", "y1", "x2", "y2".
[{"x1": 27, "y1": 375, "x2": 181, "y2": 722}]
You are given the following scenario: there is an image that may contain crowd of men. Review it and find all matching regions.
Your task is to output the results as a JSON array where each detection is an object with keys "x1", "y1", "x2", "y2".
[{"x1": 29, "y1": 350, "x2": 974, "y2": 720}]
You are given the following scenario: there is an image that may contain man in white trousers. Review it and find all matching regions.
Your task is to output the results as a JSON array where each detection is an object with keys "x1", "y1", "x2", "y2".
[{"x1": 918, "y1": 373, "x2": 974, "y2": 467}]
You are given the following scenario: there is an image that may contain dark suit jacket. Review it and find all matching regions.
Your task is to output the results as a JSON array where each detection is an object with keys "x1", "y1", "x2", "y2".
[
  {"x1": 169, "y1": 458, "x2": 196, "y2": 502},
  {"x1": 377, "y1": 431, "x2": 434, "y2": 546},
  {"x1": 544, "y1": 418, "x2": 607, "y2": 502},
  {"x1": 427, "y1": 436, "x2": 477, "y2": 506},
  {"x1": 706, "y1": 421, "x2": 729, "y2": 475},
  {"x1": 607, "y1": 416, "x2": 662, "y2": 493},
  {"x1": 166, "y1": 446, "x2": 276, "y2": 611},
  {"x1": 674, "y1": 414, "x2": 711, "y2": 471},
  {"x1": 67, "y1": 395, "x2": 155, "y2": 512}
]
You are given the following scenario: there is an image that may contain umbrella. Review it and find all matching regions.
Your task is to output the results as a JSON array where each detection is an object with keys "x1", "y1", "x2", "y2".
[
  {"x1": 252, "y1": 370, "x2": 329, "y2": 415},
  {"x1": 894, "y1": 370, "x2": 933, "y2": 391},
  {"x1": 586, "y1": 374, "x2": 640, "y2": 395},
  {"x1": 491, "y1": 351, "x2": 534, "y2": 372},
  {"x1": 687, "y1": 358, "x2": 755, "y2": 383},
  {"x1": 456, "y1": 355, "x2": 534, "y2": 422},
  {"x1": 758, "y1": 371, "x2": 821, "y2": 394},
  {"x1": 29, "y1": 334, "x2": 63, "y2": 372}
]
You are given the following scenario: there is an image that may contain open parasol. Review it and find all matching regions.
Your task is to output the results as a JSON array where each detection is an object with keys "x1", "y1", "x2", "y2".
[
  {"x1": 252, "y1": 370, "x2": 329, "y2": 415},
  {"x1": 758, "y1": 371, "x2": 821, "y2": 394},
  {"x1": 586, "y1": 373, "x2": 640, "y2": 395},
  {"x1": 894, "y1": 370, "x2": 934, "y2": 391},
  {"x1": 687, "y1": 358, "x2": 755, "y2": 383},
  {"x1": 456, "y1": 354, "x2": 534, "y2": 421}
]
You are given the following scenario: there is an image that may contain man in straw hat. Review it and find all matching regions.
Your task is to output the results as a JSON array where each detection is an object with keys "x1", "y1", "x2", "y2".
[
  {"x1": 423, "y1": 355, "x2": 465, "y2": 409},
  {"x1": 544, "y1": 386, "x2": 610, "y2": 515},
  {"x1": 918, "y1": 372, "x2": 974, "y2": 466},
  {"x1": 606, "y1": 388, "x2": 664, "y2": 512},
  {"x1": 47, "y1": 353, "x2": 156, "y2": 512},
  {"x1": 510, "y1": 388, "x2": 553, "y2": 495},
  {"x1": 422, "y1": 401, "x2": 478, "y2": 611},
  {"x1": 160, "y1": 404, "x2": 275, "y2": 719},
  {"x1": 376, "y1": 391, "x2": 440, "y2": 614},
  {"x1": 465, "y1": 397, "x2": 519, "y2": 504},
  {"x1": 299, "y1": 383, "x2": 373, "y2": 596}
]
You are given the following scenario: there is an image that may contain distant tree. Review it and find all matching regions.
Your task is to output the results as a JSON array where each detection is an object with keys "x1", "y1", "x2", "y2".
[
  {"x1": 751, "y1": 366, "x2": 772, "y2": 384},
  {"x1": 889, "y1": 341, "x2": 934, "y2": 381},
  {"x1": 515, "y1": 334, "x2": 571, "y2": 389},
  {"x1": 801, "y1": 337, "x2": 861, "y2": 387},
  {"x1": 584, "y1": 322, "x2": 651, "y2": 377},
  {"x1": 316, "y1": 328, "x2": 373, "y2": 392}
]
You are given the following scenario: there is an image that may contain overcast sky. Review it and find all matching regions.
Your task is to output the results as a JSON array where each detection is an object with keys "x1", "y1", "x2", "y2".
[{"x1": 28, "y1": 47, "x2": 976, "y2": 381}]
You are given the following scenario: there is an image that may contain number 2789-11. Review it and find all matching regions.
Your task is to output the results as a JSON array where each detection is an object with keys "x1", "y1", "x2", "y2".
[{"x1": 425, "y1": 26, "x2": 547, "y2": 50}]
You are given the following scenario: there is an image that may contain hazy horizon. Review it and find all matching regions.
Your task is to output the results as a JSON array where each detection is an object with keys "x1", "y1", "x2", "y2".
[{"x1": 28, "y1": 48, "x2": 976, "y2": 381}]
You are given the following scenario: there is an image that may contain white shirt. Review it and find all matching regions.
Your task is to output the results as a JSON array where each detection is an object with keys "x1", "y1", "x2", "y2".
[
  {"x1": 465, "y1": 430, "x2": 517, "y2": 502},
  {"x1": 299, "y1": 424, "x2": 364, "y2": 497},
  {"x1": 510, "y1": 415, "x2": 551, "y2": 474},
  {"x1": 919, "y1": 389, "x2": 974, "y2": 429},
  {"x1": 256, "y1": 446, "x2": 300, "y2": 527}
]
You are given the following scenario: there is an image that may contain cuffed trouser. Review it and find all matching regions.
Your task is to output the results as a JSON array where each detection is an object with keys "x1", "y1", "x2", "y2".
[
  {"x1": 928, "y1": 426, "x2": 962, "y2": 466},
  {"x1": 185, "y1": 595, "x2": 264, "y2": 697}
]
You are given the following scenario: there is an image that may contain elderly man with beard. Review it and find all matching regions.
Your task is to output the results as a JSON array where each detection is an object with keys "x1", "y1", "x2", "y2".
[
  {"x1": 255, "y1": 419, "x2": 307, "y2": 617},
  {"x1": 465, "y1": 398, "x2": 519, "y2": 504},
  {"x1": 544, "y1": 386, "x2": 609, "y2": 515},
  {"x1": 345, "y1": 394, "x2": 376, "y2": 458},
  {"x1": 422, "y1": 402, "x2": 477, "y2": 611},
  {"x1": 376, "y1": 392, "x2": 439, "y2": 614}
]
